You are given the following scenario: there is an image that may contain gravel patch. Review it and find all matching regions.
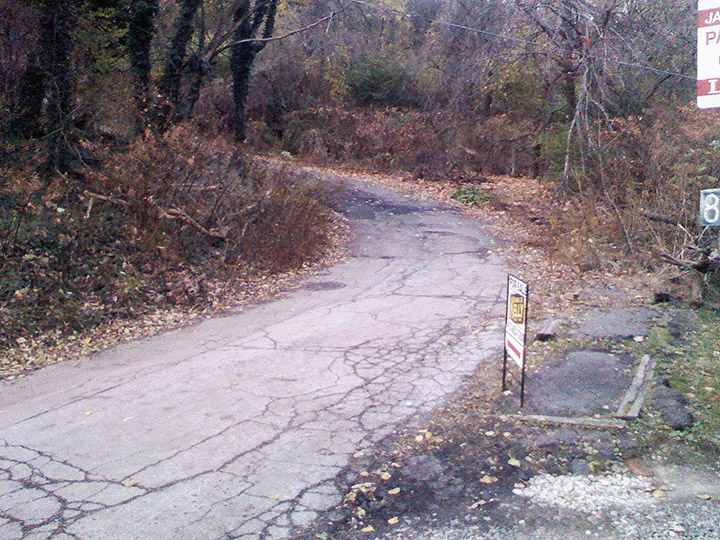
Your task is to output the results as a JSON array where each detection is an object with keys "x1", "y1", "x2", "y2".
[{"x1": 514, "y1": 473, "x2": 654, "y2": 513}]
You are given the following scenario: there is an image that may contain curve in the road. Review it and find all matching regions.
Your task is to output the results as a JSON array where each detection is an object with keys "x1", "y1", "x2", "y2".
[{"x1": 0, "y1": 170, "x2": 508, "y2": 540}]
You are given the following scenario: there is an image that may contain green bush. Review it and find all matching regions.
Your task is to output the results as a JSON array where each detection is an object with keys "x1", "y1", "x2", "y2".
[
  {"x1": 347, "y1": 59, "x2": 422, "y2": 109},
  {"x1": 451, "y1": 187, "x2": 489, "y2": 205}
]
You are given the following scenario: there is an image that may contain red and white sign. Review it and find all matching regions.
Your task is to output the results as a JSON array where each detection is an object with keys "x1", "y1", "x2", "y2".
[
  {"x1": 698, "y1": 0, "x2": 720, "y2": 108},
  {"x1": 504, "y1": 275, "x2": 528, "y2": 370}
]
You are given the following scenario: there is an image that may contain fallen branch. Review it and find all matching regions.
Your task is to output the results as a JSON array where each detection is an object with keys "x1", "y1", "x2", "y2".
[
  {"x1": 85, "y1": 190, "x2": 228, "y2": 240},
  {"x1": 659, "y1": 252, "x2": 719, "y2": 274},
  {"x1": 84, "y1": 190, "x2": 129, "y2": 207},
  {"x1": 157, "y1": 207, "x2": 228, "y2": 240},
  {"x1": 641, "y1": 210, "x2": 685, "y2": 227}
]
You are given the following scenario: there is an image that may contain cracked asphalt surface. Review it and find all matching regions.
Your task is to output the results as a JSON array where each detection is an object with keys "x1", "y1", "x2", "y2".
[{"x1": 0, "y1": 173, "x2": 509, "y2": 539}]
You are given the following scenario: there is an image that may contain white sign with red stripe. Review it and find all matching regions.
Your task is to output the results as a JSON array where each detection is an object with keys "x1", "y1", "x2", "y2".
[
  {"x1": 698, "y1": 0, "x2": 720, "y2": 108},
  {"x1": 504, "y1": 275, "x2": 528, "y2": 370}
]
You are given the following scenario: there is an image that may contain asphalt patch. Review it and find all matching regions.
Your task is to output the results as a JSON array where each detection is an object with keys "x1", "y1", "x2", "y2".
[
  {"x1": 301, "y1": 281, "x2": 347, "y2": 291},
  {"x1": 332, "y1": 189, "x2": 428, "y2": 220},
  {"x1": 524, "y1": 351, "x2": 635, "y2": 416}
]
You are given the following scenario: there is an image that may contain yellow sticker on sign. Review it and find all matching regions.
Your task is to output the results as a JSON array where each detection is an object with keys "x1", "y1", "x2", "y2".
[{"x1": 509, "y1": 294, "x2": 525, "y2": 325}]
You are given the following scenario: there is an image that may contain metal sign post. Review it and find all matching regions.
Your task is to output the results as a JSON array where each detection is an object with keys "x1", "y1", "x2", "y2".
[
  {"x1": 698, "y1": 0, "x2": 720, "y2": 109},
  {"x1": 502, "y1": 275, "x2": 529, "y2": 408}
]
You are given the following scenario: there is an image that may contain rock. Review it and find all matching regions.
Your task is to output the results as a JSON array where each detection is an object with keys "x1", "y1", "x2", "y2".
[
  {"x1": 654, "y1": 382, "x2": 690, "y2": 406},
  {"x1": 570, "y1": 460, "x2": 592, "y2": 475},
  {"x1": 616, "y1": 437, "x2": 640, "y2": 454},
  {"x1": 651, "y1": 382, "x2": 694, "y2": 430},
  {"x1": 402, "y1": 455, "x2": 445, "y2": 482},
  {"x1": 535, "y1": 319, "x2": 564, "y2": 342},
  {"x1": 658, "y1": 402, "x2": 694, "y2": 430}
]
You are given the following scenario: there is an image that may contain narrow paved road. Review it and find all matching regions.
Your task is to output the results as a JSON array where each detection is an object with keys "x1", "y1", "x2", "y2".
[{"x1": 0, "y1": 171, "x2": 508, "y2": 539}]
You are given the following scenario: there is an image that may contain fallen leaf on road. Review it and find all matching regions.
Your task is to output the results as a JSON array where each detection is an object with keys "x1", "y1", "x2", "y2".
[
  {"x1": 652, "y1": 489, "x2": 666, "y2": 499},
  {"x1": 508, "y1": 459, "x2": 521, "y2": 467},
  {"x1": 84, "y1": 411, "x2": 93, "y2": 416},
  {"x1": 123, "y1": 480, "x2": 139, "y2": 487},
  {"x1": 467, "y1": 500, "x2": 486, "y2": 509},
  {"x1": 379, "y1": 472, "x2": 392, "y2": 480},
  {"x1": 697, "y1": 493, "x2": 713, "y2": 500},
  {"x1": 388, "y1": 487, "x2": 401, "y2": 495},
  {"x1": 355, "y1": 507, "x2": 366, "y2": 518},
  {"x1": 484, "y1": 431, "x2": 496, "y2": 437},
  {"x1": 480, "y1": 475, "x2": 498, "y2": 484},
  {"x1": 388, "y1": 517, "x2": 399, "y2": 525},
  {"x1": 361, "y1": 525, "x2": 375, "y2": 533},
  {"x1": 315, "y1": 534, "x2": 328, "y2": 540}
]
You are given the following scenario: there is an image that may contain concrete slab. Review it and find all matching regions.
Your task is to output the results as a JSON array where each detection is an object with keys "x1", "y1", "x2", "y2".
[{"x1": 573, "y1": 307, "x2": 656, "y2": 341}]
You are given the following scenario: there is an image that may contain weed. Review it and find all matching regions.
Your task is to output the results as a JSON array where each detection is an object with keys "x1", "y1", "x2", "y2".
[{"x1": 451, "y1": 187, "x2": 489, "y2": 206}]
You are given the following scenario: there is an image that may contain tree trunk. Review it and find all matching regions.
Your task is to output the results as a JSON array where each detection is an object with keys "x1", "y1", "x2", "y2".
[
  {"x1": 13, "y1": 52, "x2": 45, "y2": 138},
  {"x1": 231, "y1": 39, "x2": 255, "y2": 142},
  {"x1": 230, "y1": 0, "x2": 277, "y2": 142},
  {"x1": 155, "y1": 0, "x2": 202, "y2": 130},
  {"x1": 125, "y1": 0, "x2": 159, "y2": 132},
  {"x1": 175, "y1": 54, "x2": 206, "y2": 122},
  {"x1": 39, "y1": 0, "x2": 78, "y2": 173}
]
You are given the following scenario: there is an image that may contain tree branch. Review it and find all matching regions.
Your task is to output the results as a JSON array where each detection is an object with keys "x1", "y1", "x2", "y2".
[{"x1": 213, "y1": 7, "x2": 345, "y2": 57}]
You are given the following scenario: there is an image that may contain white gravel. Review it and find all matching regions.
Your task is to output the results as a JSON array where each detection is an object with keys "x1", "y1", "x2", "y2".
[{"x1": 514, "y1": 473, "x2": 655, "y2": 513}]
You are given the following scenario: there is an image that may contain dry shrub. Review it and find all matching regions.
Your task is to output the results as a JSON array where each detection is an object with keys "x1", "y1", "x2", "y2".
[
  {"x1": 88, "y1": 126, "x2": 334, "y2": 273},
  {"x1": 0, "y1": 126, "x2": 334, "y2": 348},
  {"x1": 190, "y1": 80, "x2": 235, "y2": 138},
  {"x1": 258, "y1": 106, "x2": 457, "y2": 180},
  {"x1": 591, "y1": 107, "x2": 720, "y2": 261},
  {"x1": 252, "y1": 105, "x2": 542, "y2": 182},
  {"x1": 231, "y1": 165, "x2": 333, "y2": 271},
  {"x1": 537, "y1": 104, "x2": 720, "y2": 282}
]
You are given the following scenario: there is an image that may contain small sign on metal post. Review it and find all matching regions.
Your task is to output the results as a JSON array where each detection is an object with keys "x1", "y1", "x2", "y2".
[
  {"x1": 502, "y1": 275, "x2": 529, "y2": 408},
  {"x1": 700, "y1": 188, "x2": 720, "y2": 226}
]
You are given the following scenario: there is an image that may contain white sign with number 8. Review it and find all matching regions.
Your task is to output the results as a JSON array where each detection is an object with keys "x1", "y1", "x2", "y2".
[{"x1": 701, "y1": 189, "x2": 720, "y2": 226}]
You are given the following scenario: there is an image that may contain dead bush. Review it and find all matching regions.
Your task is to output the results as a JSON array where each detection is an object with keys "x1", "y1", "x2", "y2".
[{"x1": 0, "y1": 126, "x2": 335, "y2": 349}]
